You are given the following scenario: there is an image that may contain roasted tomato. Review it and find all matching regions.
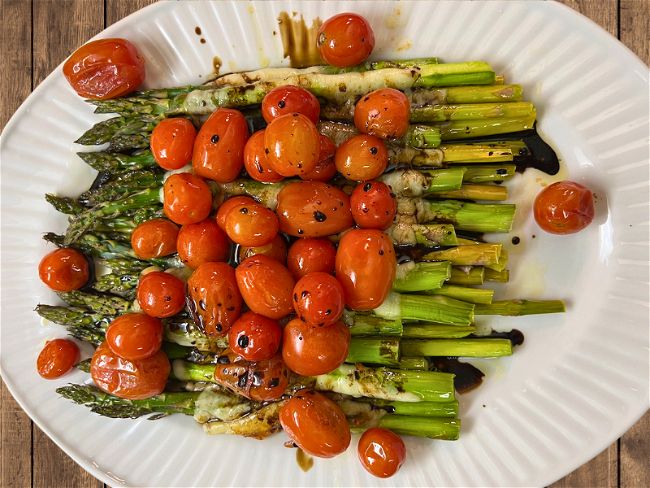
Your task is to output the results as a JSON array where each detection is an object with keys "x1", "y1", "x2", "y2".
[
  {"x1": 130, "y1": 218, "x2": 179, "y2": 259},
  {"x1": 38, "y1": 248, "x2": 89, "y2": 292},
  {"x1": 176, "y1": 219, "x2": 230, "y2": 269},
  {"x1": 238, "y1": 234, "x2": 288, "y2": 264},
  {"x1": 235, "y1": 255, "x2": 295, "y2": 319},
  {"x1": 214, "y1": 351, "x2": 289, "y2": 401},
  {"x1": 224, "y1": 202, "x2": 279, "y2": 247},
  {"x1": 37, "y1": 339, "x2": 80, "y2": 379},
  {"x1": 286, "y1": 238, "x2": 337, "y2": 279},
  {"x1": 280, "y1": 389, "x2": 351, "y2": 458},
  {"x1": 193, "y1": 108, "x2": 249, "y2": 183},
  {"x1": 282, "y1": 318, "x2": 350, "y2": 376},
  {"x1": 354, "y1": 88, "x2": 410, "y2": 139},
  {"x1": 300, "y1": 135, "x2": 338, "y2": 182},
  {"x1": 317, "y1": 13, "x2": 375, "y2": 68},
  {"x1": 136, "y1": 271, "x2": 186, "y2": 318},
  {"x1": 216, "y1": 195, "x2": 257, "y2": 230},
  {"x1": 358, "y1": 428, "x2": 406, "y2": 478},
  {"x1": 276, "y1": 181, "x2": 353, "y2": 237},
  {"x1": 62, "y1": 38, "x2": 145, "y2": 99},
  {"x1": 91, "y1": 341, "x2": 170, "y2": 400},
  {"x1": 264, "y1": 113, "x2": 320, "y2": 177},
  {"x1": 335, "y1": 229, "x2": 396, "y2": 310},
  {"x1": 105, "y1": 313, "x2": 163, "y2": 361},
  {"x1": 292, "y1": 272, "x2": 345, "y2": 327},
  {"x1": 163, "y1": 173, "x2": 213, "y2": 225},
  {"x1": 350, "y1": 181, "x2": 397, "y2": 229},
  {"x1": 187, "y1": 262, "x2": 242, "y2": 335},
  {"x1": 150, "y1": 118, "x2": 197, "y2": 170},
  {"x1": 534, "y1": 181, "x2": 595, "y2": 234},
  {"x1": 243, "y1": 129, "x2": 284, "y2": 183},
  {"x1": 262, "y1": 86, "x2": 320, "y2": 124},
  {"x1": 335, "y1": 134, "x2": 388, "y2": 181},
  {"x1": 228, "y1": 311, "x2": 282, "y2": 361}
]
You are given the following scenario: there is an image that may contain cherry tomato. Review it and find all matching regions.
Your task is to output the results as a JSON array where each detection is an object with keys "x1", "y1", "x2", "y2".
[
  {"x1": 293, "y1": 272, "x2": 344, "y2": 327},
  {"x1": 136, "y1": 271, "x2": 186, "y2": 318},
  {"x1": 163, "y1": 173, "x2": 213, "y2": 225},
  {"x1": 235, "y1": 255, "x2": 295, "y2": 319},
  {"x1": 262, "y1": 86, "x2": 320, "y2": 124},
  {"x1": 335, "y1": 134, "x2": 388, "y2": 181},
  {"x1": 300, "y1": 135, "x2": 338, "y2": 182},
  {"x1": 62, "y1": 38, "x2": 145, "y2": 99},
  {"x1": 130, "y1": 218, "x2": 179, "y2": 259},
  {"x1": 193, "y1": 108, "x2": 250, "y2": 183},
  {"x1": 276, "y1": 181, "x2": 354, "y2": 237},
  {"x1": 91, "y1": 341, "x2": 170, "y2": 400},
  {"x1": 38, "y1": 248, "x2": 89, "y2": 292},
  {"x1": 216, "y1": 196, "x2": 257, "y2": 230},
  {"x1": 187, "y1": 262, "x2": 242, "y2": 335},
  {"x1": 534, "y1": 181, "x2": 595, "y2": 234},
  {"x1": 177, "y1": 219, "x2": 230, "y2": 269},
  {"x1": 317, "y1": 13, "x2": 375, "y2": 68},
  {"x1": 358, "y1": 428, "x2": 406, "y2": 478},
  {"x1": 282, "y1": 318, "x2": 350, "y2": 376},
  {"x1": 335, "y1": 229, "x2": 396, "y2": 310},
  {"x1": 238, "y1": 234, "x2": 288, "y2": 264},
  {"x1": 150, "y1": 118, "x2": 197, "y2": 170},
  {"x1": 214, "y1": 352, "x2": 289, "y2": 401},
  {"x1": 264, "y1": 113, "x2": 320, "y2": 177},
  {"x1": 228, "y1": 311, "x2": 282, "y2": 361},
  {"x1": 224, "y1": 202, "x2": 279, "y2": 247},
  {"x1": 105, "y1": 313, "x2": 163, "y2": 361},
  {"x1": 37, "y1": 339, "x2": 80, "y2": 379},
  {"x1": 279, "y1": 389, "x2": 351, "y2": 457},
  {"x1": 243, "y1": 129, "x2": 284, "y2": 183},
  {"x1": 287, "y1": 238, "x2": 337, "y2": 279},
  {"x1": 354, "y1": 88, "x2": 410, "y2": 139},
  {"x1": 350, "y1": 181, "x2": 397, "y2": 230}
]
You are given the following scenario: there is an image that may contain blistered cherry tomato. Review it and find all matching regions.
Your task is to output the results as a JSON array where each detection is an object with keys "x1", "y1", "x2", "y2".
[
  {"x1": 243, "y1": 130, "x2": 284, "y2": 183},
  {"x1": 91, "y1": 341, "x2": 170, "y2": 400},
  {"x1": 105, "y1": 313, "x2": 163, "y2": 361},
  {"x1": 36, "y1": 339, "x2": 80, "y2": 379},
  {"x1": 238, "y1": 234, "x2": 288, "y2": 264},
  {"x1": 130, "y1": 218, "x2": 179, "y2": 259},
  {"x1": 224, "y1": 202, "x2": 279, "y2": 247},
  {"x1": 276, "y1": 181, "x2": 353, "y2": 237},
  {"x1": 282, "y1": 318, "x2": 350, "y2": 376},
  {"x1": 63, "y1": 38, "x2": 145, "y2": 99},
  {"x1": 38, "y1": 248, "x2": 89, "y2": 292},
  {"x1": 187, "y1": 262, "x2": 242, "y2": 335},
  {"x1": 280, "y1": 389, "x2": 351, "y2": 457},
  {"x1": 264, "y1": 113, "x2": 320, "y2": 177},
  {"x1": 354, "y1": 88, "x2": 410, "y2": 139},
  {"x1": 293, "y1": 272, "x2": 344, "y2": 327},
  {"x1": 228, "y1": 311, "x2": 282, "y2": 361},
  {"x1": 358, "y1": 428, "x2": 406, "y2": 478},
  {"x1": 163, "y1": 173, "x2": 213, "y2": 225},
  {"x1": 214, "y1": 352, "x2": 289, "y2": 401},
  {"x1": 262, "y1": 86, "x2": 320, "y2": 124},
  {"x1": 150, "y1": 118, "x2": 197, "y2": 170},
  {"x1": 136, "y1": 271, "x2": 186, "y2": 318},
  {"x1": 350, "y1": 181, "x2": 397, "y2": 229},
  {"x1": 193, "y1": 108, "x2": 250, "y2": 183},
  {"x1": 216, "y1": 196, "x2": 257, "y2": 230},
  {"x1": 177, "y1": 219, "x2": 230, "y2": 269},
  {"x1": 335, "y1": 134, "x2": 388, "y2": 181},
  {"x1": 235, "y1": 255, "x2": 295, "y2": 319},
  {"x1": 317, "y1": 13, "x2": 375, "y2": 68},
  {"x1": 287, "y1": 238, "x2": 337, "y2": 279},
  {"x1": 335, "y1": 229, "x2": 396, "y2": 310},
  {"x1": 300, "y1": 135, "x2": 338, "y2": 182},
  {"x1": 534, "y1": 181, "x2": 595, "y2": 234}
]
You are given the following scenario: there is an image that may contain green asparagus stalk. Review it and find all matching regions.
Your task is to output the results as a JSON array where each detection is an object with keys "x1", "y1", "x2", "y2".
[
  {"x1": 392, "y1": 261, "x2": 451, "y2": 292},
  {"x1": 319, "y1": 120, "x2": 442, "y2": 149},
  {"x1": 75, "y1": 115, "x2": 160, "y2": 152},
  {"x1": 78, "y1": 170, "x2": 163, "y2": 207},
  {"x1": 373, "y1": 292, "x2": 474, "y2": 326},
  {"x1": 423, "y1": 285, "x2": 494, "y2": 305},
  {"x1": 448, "y1": 266, "x2": 485, "y2": 285},
  {"x1": 398, "y1": 357, "x2": 430, "y2": 370},
  {"x1": 402, "y1": 324, "x2": 477, "y2": 339},
  {"x1": 346, "y1": 338, "x2": 401, "y2": 366},
  {"x1": 77, "y1": 150, "x2": 158, "y2": 173},
  {"x1": 375, "y1": 415, "x2": 460, "y2": 440},
  {"x1": 400, "y1": 338, "x2": 513, "y2": 358},
  {"x1": 369, "y1": 399, "x2": 458, "y2": 418},
  {"x1": 378, "y1": 168, "x2": 465, "y2": 197},
  {"x1": 92, "y1": 272, "x2": 139, "y2": 299},
  {"x1": 45, "y1": 194, "x2": 85, "y2": 215},
  {"x1": 57, "y1": 290, "x2": 132, "y2": 316},
  {"x1": 475, "y1": 300, "x2": 566, "y2": 316},
  {"x1": 437, "y1": 115, "x2": 536, "y2": 140},
  {"x1": 461, "y1": 164, "x2": 516, "y2": 183},
  {"x1": 35, "y1": 305, "x2": 108, "y2": 344},
  {"x1": 484, "y1": 268, "x2": 509, "y2": 282},
  {"x1": 433, "y1": 184, "x2": 509, "y2": 201},
  {"x1": 422, "y1": 244, "x2": 502, "y2": 267},
  {"x1": 164, "y1": 317, "x2": 228, "y2": 352},
  {"x1": 346, "y1": 314, "x2": 403, "y2": 337},
  {"x1": 386, "y1": 222, "x2": 458, "y2": 247}
]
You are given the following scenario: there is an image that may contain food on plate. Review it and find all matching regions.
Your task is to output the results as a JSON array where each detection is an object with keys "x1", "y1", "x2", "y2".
[
  {"x1": 317, "y1": 13, "x2": 375, "y2": 67},
  {"x1": 534, "y1": 180, "x2": 595, "y2": 234},
  {"x1": 150, "y1": 117, "x2": 197, "y2": 170},
  {"x1": 357, "y1": 427, "x2": 406, "y2": 478},
  {"x1": 38, "y1": 248, "x2": 89, "y2": 291},
  {"x1": 37, "y1": 339, "x2": 80, "y2": 379},
  {"x1": 354, "y1": 88, "x2": 410, "y2": 139},
  {"x1": 105, "y1": 312, "x2": 163, "y2": 360}
]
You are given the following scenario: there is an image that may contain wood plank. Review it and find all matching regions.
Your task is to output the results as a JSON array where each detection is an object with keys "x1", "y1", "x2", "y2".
[
  {"x1": 621, "y1": 411, "x2": 650, "y2": 488},
  {"x1": 105, "y1": 0, "x2": 157, "y2": 27},
  {"x1": 621, "y1": 0, "x2": 650, "y2": 64},
  {"x1": 558, "y1": 0, "x2": 618, "y2": 36}
]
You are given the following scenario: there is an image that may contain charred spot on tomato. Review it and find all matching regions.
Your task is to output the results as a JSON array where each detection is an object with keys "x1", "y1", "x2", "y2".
[
  {"x1": 379, "y1": 249, "x2": 384, "y2": 255},
  {"x1": 237, "y1": 335, "x2": 250, "y2": 348},
  {"x1": 239, "y1": 207, "x2": 249, "y2": 214},
  {"x1": 293, "y1": 293, "x2": 298, "y2": 301},
  {"x1": 301, "y1": 290, "x2": 309, "y2": 298},
  {"x1": 251, "y1": 371, "x2": 263, "y2": 386},
  {"x1": 297, "y1": 229, "x2": 304, "y2": 235},
  {"x1": 198, "y1": 300, "x2": 206, "y2": 310},
  {"x1": 278, "y1": 100, "x2": 286, "y2": 108},
  {"x1": 217, "y1": 355, "x2": 230, "y2": 364},
  {"x1": 269, "y1": 377, "x2": 280, "y2": 388},
  {"x1": 237, "y1": 372, "x2": 249, "y2": 388},
  {"x1": 264, "y1": 147, "x2": 270, "y2": 155},
  {"x1": 363, "y1": 183, "x2": 372, "y2": 192},
  {"x1": 226, "y1": 305, "x2": 236, "y2": 312},
  {"x1": 325, "y1": 309, "x2": 332, "y2": 315},
  {"x1": 216, "y1": 323, "x2": 223, "y2": 332},
  {"x1": 313, "y1": 211, "x2": 327, "y2": 222},
  {"x1": 369, "y1": 146, "x2": 378, "y2": 155},
  {"x1": 211, "y1": 134, "x2": 220, "y2": 143}
]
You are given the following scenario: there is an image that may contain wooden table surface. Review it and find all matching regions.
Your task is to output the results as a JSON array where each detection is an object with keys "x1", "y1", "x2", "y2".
[{"x1": 1, "y1": 0, "x2": 648, "y2": 486}]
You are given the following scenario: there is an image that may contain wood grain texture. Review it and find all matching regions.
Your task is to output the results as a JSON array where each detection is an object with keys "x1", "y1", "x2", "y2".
[
  {"x1": 105, "y1": 0, "x2": 157, "y2": 26},
  {"x1": 621, "y1": 413, "x2": 650, "y2": 488},
  {"x1": 559, "y1": 0, "x2": 618, "y2": 36},
  {"x1": 621, "y1": 0, "x2": 650, "y2": 64}
]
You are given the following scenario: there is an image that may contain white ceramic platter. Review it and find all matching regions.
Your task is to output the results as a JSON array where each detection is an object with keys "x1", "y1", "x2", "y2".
[{"x1": 1, "y1": 1, "x2": 648, "y2": 486}]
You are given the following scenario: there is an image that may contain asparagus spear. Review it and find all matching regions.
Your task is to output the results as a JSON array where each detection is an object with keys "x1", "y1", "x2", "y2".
[
  {"x1": 75, "y1": 115, "x2": 160, "y2": 152},
  {"x1": 78, "y1": 170, "x2": 163, "y2": 207},
  {"x1": 56, "y1": 290, "x2": 132, "y2": 316},
  {"x1": 77, "y1": 150, "x2": 158, "y2": 173},
  {"x1": 392, "y1": 261, "x2": 451, "y2": 292},
  {"x1": 400, "y1": 338, "x2": 513, "y2": 358},
  {"x1": 346, "y1": 338, "x2": 401, "y2": 367},
  {"x1": 93, "y1": 272, "x2": 139, "y2": 300},
  {"x1": 36, "y1": 305, "x2": 109, "y2": 345},
  {"x1": 402, "y1": 324, "x2": 477, "y2": 339},
  {"x1": 373, "y1": 292, "x2": 475, "y2": 326},
  {"x1": 448, "y1": 266, "x2": 485, "y2": 285},
  {"x1": 45, "y1": 194, "x2": 85, "y2": 215},
  {"x1": 475, "y1": 300, "x2": 566, "y2": 316},
  {"x1": 422, "y1": 244, "x2": 503, "y2": 267},
  {"x1": 423, "y1": 284, "x2": 494, "y2": 305},
  {"x1": 433, "y1": 184, "x2": 509, "y2": 201},
  {"x1": 386, "y1": 222, "x2": 458, "y2": 247},
  {"x1": 346, "y1": 314, "x2": 403, "y2": 337}
]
